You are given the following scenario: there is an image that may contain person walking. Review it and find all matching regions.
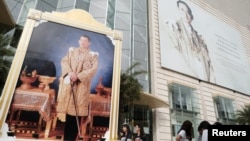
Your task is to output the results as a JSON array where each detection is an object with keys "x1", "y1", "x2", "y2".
[{"x1": 176, "y1": 120, "x2": 193, "y2": 141}]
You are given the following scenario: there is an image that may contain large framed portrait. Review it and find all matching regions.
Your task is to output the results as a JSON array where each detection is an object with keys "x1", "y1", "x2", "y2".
[{"x1": 0, "y1": 9, "x2": 122, "y2": 140}]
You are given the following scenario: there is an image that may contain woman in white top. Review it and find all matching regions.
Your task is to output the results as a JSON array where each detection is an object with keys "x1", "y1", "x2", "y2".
[
  {"x1": 197, "y1": 120, "x2": 211, "y2": 141},
  {"x1": 176, "y1": 120, "x2": 193, "y2": 141}
]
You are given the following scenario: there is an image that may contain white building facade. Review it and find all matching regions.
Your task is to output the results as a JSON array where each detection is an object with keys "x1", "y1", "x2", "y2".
[
  {"x1": 150, "y1": 0, "x2": 250, "y2": 141},
  {"x1": 2, "y1": 0, "x2": 250, "y2": 141}
]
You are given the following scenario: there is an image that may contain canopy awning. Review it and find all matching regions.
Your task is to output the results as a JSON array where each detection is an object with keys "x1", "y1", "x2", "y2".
[
  {"x1": 0, "y1": 0, "x2": 15, "y2": 27},
  {"x1": 133, "y1": 92, "x2": 169, "y2": 109}
]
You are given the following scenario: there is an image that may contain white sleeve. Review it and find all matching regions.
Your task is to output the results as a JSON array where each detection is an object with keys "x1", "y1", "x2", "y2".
[
  {"x1": 63, "y1": 75, "x2": 71, "y2": 84},
  {"x1": 178, "y1": 130, "x2": 186, "y2": 138},
  {"x1": 201, "y1": 129, "x2": 208, "y2": 141}
]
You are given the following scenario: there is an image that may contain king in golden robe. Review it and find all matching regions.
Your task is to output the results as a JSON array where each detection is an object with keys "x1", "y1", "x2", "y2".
[{"x1": 57, "y1": 35, "x2": 98, "y2": 116}]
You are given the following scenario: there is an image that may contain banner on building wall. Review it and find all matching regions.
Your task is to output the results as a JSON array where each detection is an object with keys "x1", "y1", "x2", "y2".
[{"x1": 158, "y1": 0, "x2": 250, "y2": 95}]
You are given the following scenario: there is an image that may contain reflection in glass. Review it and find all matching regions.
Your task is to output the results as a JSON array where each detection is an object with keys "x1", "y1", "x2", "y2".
[
  {"x1": 75, "y1": 0, "x2": 90, "y2": 11},
  {"x1": 36, "y1": 0, "x2": 58, "y2": 12},
  {"x1": 57, "y1": 0, "x2": 75, "y2": 12},
  {"x1": 17, "y1": 0, "x2": 36, "y2": 26},
  {"x1": 4, "y1": 0, "x2": 24, "y2": 22},
  {"x1": 214, "y1": 96, "x2": 236, "y2": 124}
]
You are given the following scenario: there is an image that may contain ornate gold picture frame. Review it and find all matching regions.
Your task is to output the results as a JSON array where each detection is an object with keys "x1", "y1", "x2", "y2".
[{"x1": 0, "y1": 9, "x2": 122, "y2": 140}]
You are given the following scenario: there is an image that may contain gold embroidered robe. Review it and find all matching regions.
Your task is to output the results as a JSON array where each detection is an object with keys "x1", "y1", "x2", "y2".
[{"x1": 57, "y1": 47, "x2": 98, "y2": 116}]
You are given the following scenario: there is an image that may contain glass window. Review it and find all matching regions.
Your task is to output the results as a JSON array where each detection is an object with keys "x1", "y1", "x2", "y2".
[
  {"x1": 116, "y1": 0, "x2": 131, "y2": 13},
  {"x1": 113, "y1": 0, "x2": 149, "y2": 92},
  {"x1": 16, "y1": 0, "x2": 36, "y2": 26},
  {"x1": 172, "y1": 124, "x2": 181, "y2": 136},
  {"x1": 75, "y1": 0, "x2": 90, "y2": 11},
  {"x1": 114, "y1": 4, "x2": 131, "y2": 71},
  {"x1": 169, "y1": 83, "x2": 201, "y2": 141},
  {"x1": 89, "y1": 0, "x2": 108, "y2": 24},
  {"x1": 131, "y1": 0, "x2": 149, "y2": 92},
  {"x1": 132, "y1": 104, "x2": 152, "y2": 140},
  {"x1": 133, "y1": 0, "x2": 146, "y2": 12},
  {"x1": 56, "y1": 0, "x2": 75, "y2": 12},
  {"x1": 107, "y1": 0, "x2": 116, "y2": 29},
  {"x1": 5, "y1": 0, "x2": 24, "y2": 22},
  {"x1": 134, "y1": 25, "x2": 147, "y2": 43},
  {"x1": 133, "y1": 9, "x2": 147, "y2": 25},
  {"x1": 115, "y1": 12, "x2": 131, "y2": 30},
  {"x1": 36, "y1": 0, "x2": 58, "y2": 12},
  {"x1": 121, "y1": 49, "x2": 131, "y2": 71},
  {"x1": 214, "y1": 96, "x2": 236, "y2": 124},
  {"x1": 133, "y1": 41, "x2": 147, "y2": 60},
  {"x1": 170, "y1": 84, "x2": 198, "y2": 112}
]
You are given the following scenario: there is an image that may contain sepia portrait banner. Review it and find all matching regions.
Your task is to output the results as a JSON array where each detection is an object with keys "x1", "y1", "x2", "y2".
[{"x1": 158, "y1": 0, "x2": 250, "y2": 95}]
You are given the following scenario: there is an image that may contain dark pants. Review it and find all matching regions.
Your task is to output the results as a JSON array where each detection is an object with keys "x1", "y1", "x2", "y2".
[{"x1": 64, "y1": 114, "x2": 81, "y2": 141}]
